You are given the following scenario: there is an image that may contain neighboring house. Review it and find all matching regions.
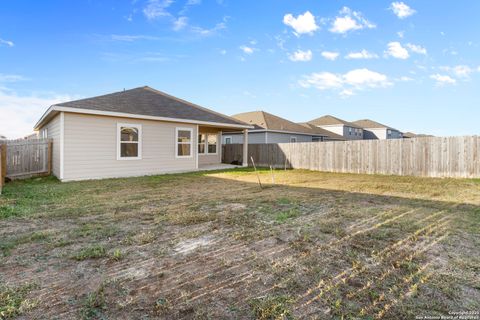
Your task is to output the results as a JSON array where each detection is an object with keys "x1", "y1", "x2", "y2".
[
  {"x1": 403, "y1": 132, "x2": 434, "y2": 139},
  {"x1": 352, "y1": 119, "x2": 403, "y2": 140},
  {"x1": 297, "y1": 123, "x2": 346, "y2": 141},
  {"x1": 34, "y1": 86, "x2": 251, "y2": 181},
  {"x1": 307, "y1": 115, "x2": 364, "y2": 140},
  {"x1": 0, "y1": 134, "x2": 6, "y2": 141},
  {"x1": 223, "y1": 111, "x2": 329, "y2": 144}
]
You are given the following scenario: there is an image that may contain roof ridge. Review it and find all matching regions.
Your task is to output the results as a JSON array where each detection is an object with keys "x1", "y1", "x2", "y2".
[{"x1": 141, "y1": 87, "x2": 250, "y2": 126}]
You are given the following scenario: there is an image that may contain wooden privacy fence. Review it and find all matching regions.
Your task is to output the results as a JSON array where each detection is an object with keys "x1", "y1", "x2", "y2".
[
  {"x1": 2, "y1": 138, "x2": 52, "y2": 180},
  {"x1": 222, "y1": 136, "x2": 480, "y2": 178}
]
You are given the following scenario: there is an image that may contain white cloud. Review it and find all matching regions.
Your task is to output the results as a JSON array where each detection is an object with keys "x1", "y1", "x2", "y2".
[
  {"x1": 220, "y1": 49, "x2": 227, "y2": 55},
  {"x1": 390, "y1": 2, "x2": 416, "y2": 19},
  {"x1": 240, "y1": 45, "x2": 255, "y2": 54},
  {"x1": 386, "y1": 41, "x2": 409, "y2": 59},
  {"x1": 283, "y1": 11, "x2": 319, "y2": 36},
  {"x1": 430, "y1": 74, "x2": 456, "y2": 86},
  {"x1": 397, "y1": 31, "x2": 405, "y2": 38},
  {"x1": 399, "y1": 76, "x2": 414, "y2": 82},
  {"x1": 321, "y1": 51, "x2": 339, "y2": 61},
  {"x1": 173, "y1": 16, "x2": 188, "y2": 31},
  {"x1": 0, "y1": 74, "x2": 27, "y2": 82},
  {"x1": 110, "y1": 34, "x2": 160, "y2": 41},
  {"x1": 0, "y1": 38, "x2": 14, "y2": 47},
  {"x1": 406, "y1": 43, "x2": 427, "y2": 55},
  {"x1": 190, "y1": 19, "x2": 227, "y2": 36},
  {"x1": 345, "y1": 49, "x2": 378, "y2": 59},
  {"x1": 289, "y1": 49, "x2": 313, "y2": 62},
  {"x1": 0, "y1": 88, "x2": 77, "y2": 139},
  {"x1": 299, "y1": 68, "x2": 391, "y2": 96},
  {"x1": 439, "y1": 65, "x2": 475, "y2": 78},
  {"x1": 330, "y1": 7, "x2": 376, "y2": 34},
  {"x1": 143, "y1": 0, "x2": 173, "y2": 20}
]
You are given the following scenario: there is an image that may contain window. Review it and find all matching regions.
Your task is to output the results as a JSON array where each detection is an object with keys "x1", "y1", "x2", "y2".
[
  {"x1": 176, "y1": 128, "x2": 193, "y2": 158},
  {"x1": 224, "y1": 136, "x2": 232, "y2": 144},
  {"x1": 208, "y1": 134, "x2": 218, "y2": 154},
  {"x1": 312, "y1": 137, "x2": 322, "y2": 142},
  {"x1": 198, "y1": 134, "x2": 206, "y2": 154},
  {"x1": 41, "y1": 128, "x2": 48, "y2": 139},
  {"x1": 349, "y1": 127, "x2": 353, "y2": 135},
  {"x1": 117, "y1": 123, "x2": 142, "y2": 160},
  {"x1": 290, "y1": 137, "x2": 297, "y2": 143}
]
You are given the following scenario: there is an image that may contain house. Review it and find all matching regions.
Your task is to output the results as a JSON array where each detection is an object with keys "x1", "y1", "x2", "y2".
[
  {"x1": 297, "y1": 123, "x2": 346, "y2": 141},
  {"x1": 352, "y1": 119, "x2": 403, "y2": 140},
  {"x1": 34, "y1": 86, "x2": 252, "y2": 181},
  {"x1": 403, "y1": 132, "x2": 434, "y2": 139},
  {"x1": 223, "y1": 111, "x2": 329, "y2": 144},
  {"x1": 307, "y1": 115, "x2": 364, "y2": 140}
]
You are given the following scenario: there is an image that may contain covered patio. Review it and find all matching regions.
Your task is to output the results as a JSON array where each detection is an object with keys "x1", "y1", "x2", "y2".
[{"x1": 197, "y1": 125, "x2": 249, "y2": 169}]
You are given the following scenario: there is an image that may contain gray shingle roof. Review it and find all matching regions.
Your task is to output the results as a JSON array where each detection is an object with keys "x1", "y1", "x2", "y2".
[
  {"x1": 232, "y1": 111, "x2": 324, "y2": 135},
  {"x1": 308, "y1": 115, "x2": 362, "y2": 128},
  {"x1": 353, "y1": 119, "x2": 396, "y2": 130},
  {"x1": 54, "y1": 86, "x2": 247, "y2": 126}
]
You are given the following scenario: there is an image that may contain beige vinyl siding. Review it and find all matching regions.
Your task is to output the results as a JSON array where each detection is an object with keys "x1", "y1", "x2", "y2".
[
  {"x1": 198, "y1": 131, "x2": 221, "y2": 165},
  {"x1": 63, "y1": 113, "x2": 197, "y2": 181},
  {"x1": 41, "y1": 114, "x2": 61, "y2": 178}
]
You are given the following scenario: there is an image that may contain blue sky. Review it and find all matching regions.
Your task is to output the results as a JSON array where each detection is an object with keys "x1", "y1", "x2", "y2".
[{"x1": 1, "y1": 0, "x2": 479, "y2": 138}]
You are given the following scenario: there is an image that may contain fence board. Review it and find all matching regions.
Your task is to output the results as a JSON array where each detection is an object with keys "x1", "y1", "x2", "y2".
[
  {"x1": 5, "y1": 138, "x2": 51, "y2": 178},
  {"x1": 222, "y1": 136, "x2": 480, "y2": 178}
]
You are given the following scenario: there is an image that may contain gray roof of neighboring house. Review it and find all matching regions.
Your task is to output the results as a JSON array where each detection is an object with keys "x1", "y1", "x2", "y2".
[
  {"x1": 298, "y1": 123, "x2": 346, "y2": 141},
  {"x1": 308, "y1": 115, "x2": 362, "y2": 129},
  {"x1": 36, "y1": 86, "x2": 248, "y2": 129},
  {"x1": 0, "y1": 134, "x2": 7, "y2": 140},
  {"x1": 352, "y1": 119, "x2": 399, "y2": 131},
  {"x1": 232, "y1": 111, "x2": 328, "y2": 136}
]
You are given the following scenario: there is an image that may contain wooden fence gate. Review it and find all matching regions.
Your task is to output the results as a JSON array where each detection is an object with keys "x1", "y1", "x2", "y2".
[{"x1": 3, "y1": 139, "x2": 52, "y2": 180}]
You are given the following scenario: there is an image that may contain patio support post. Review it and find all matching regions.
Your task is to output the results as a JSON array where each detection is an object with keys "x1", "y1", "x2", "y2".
[{"x1": 242, "y1": 129, "x2": 248, "y2": 167}]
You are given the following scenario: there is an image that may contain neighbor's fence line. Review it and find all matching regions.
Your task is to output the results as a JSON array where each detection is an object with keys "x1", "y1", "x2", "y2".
[
  {"x1": 222, "y1": 136, "x2": 480, "y2": 178},
  {"x1": 4, "y1": 138, "x2": 52, "y2": 179}
]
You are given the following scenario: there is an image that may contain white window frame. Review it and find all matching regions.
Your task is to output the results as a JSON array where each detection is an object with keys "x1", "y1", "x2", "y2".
[
  {"x1": 117, "y1": 123, "x2": 142, "y2": 161},
  {"x1": 290, "y1": 136, "x2": 297, "y2": 143},
  {"x1": 207, "y1": 133, "x2": 218, "y2": 155},
  {"x1": 42, "y1": 128, "x2": 48, "y2": 139},
  {"x1": 175, "y1": 127, "x2": 193, "y2": 159},
  {"x1": 224, "y1": 136, "x2": 232, "y2": 145}
]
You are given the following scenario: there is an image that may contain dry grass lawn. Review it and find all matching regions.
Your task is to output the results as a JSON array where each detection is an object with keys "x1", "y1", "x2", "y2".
[{"x1": 0, "y1": 168, "x2": 479, "y2": 319}]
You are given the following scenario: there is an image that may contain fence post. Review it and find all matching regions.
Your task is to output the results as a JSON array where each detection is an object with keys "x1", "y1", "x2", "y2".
[
  {"x1": 0, "y1": 144, "x2": 6, "y2": 194},
  {"x1": 47, "y1": 140, "x2": 53, "y2": 175}
]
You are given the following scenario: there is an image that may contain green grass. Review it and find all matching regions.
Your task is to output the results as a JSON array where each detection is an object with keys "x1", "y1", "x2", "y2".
[
  {"x1": 0, "y1": 283, "x2": 38, "y2": 319},
  {"x1": 249, "y1": 295, "x2": 293, "y2": 320},
  {"x1": 1, "y1": 231, "x2": 52, "y2": 257},
  {"x1": 72, "y1": 245, "x2": 107, "y2": 261},
  {"x1": 79, "y1": 285, "x2": 106, "y2": 320},
  {"x1": 0, "y1": 169, "x2": 479, "y2": 319}
]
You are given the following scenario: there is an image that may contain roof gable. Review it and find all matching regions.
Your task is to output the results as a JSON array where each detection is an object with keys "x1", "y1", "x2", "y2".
[
  {"x1": 353, "y1": 119, "x2": 394, "y2": 130},
  {"x1": 232, "y1": 111, "x2": 325, "y2": 135},
  {"x1": 308, "y1": 115, "x2": 361, "y2": 128}
]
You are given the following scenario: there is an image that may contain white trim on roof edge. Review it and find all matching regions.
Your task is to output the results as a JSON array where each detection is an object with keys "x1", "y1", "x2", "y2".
[{"x1": 34, "y1": 106, "x2": 252, "y2": 130}]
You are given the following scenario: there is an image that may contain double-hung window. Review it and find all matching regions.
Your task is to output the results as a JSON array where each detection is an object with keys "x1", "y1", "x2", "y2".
[
  {"x1": 117, "y1": 123, "x2": 142, "y2": 160},
  {"x1": 176, "y1": 128, "x2": 193, "y2": 158},
  {"x1": 207, "y1": 134, "x2": 218, "y2": 154},
  {"x1": 198, "y1": 133, "x2": 218, "y2": 154}
]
